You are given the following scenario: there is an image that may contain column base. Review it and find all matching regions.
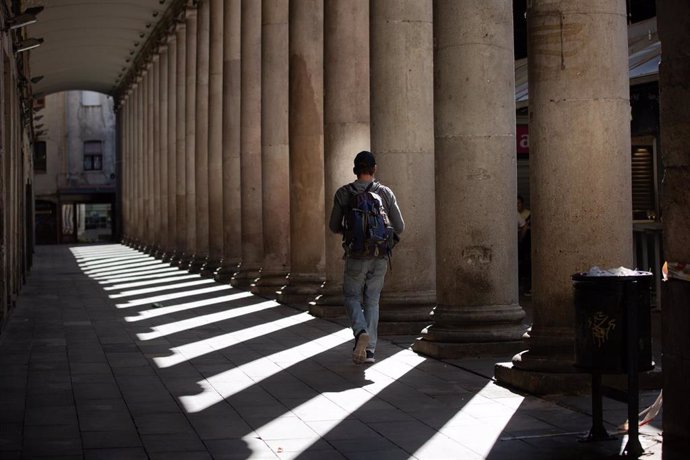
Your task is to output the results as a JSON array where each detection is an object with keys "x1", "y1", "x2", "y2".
[
  {"x1": 168, "y1": 251, "x2": 182, "y2": 266},
  {"x1": 494, "y1": 361, "x2": 590, "y2": 395},
  {"x1": 215, "y1": 260, "x2": 240, "y2": 284},
  {"x1": 161, "y1": 250, "x2": 175, "y2": 263},
  {"x1": 276, "y1": 272, "x2": 324, "y2": 309},
  {"x1": 201, "y1": 257, "x2": 222, "y2": 278},
  {"x1": 413, "y1": 339, "x2": 526, "y2": 360},
  {"x1": 150, "y1": 245, "x2": 164, "y2": 259},
  {"x1": 231, "y1": 265, "x2": 261, "y2": 290},
  {"x1": 188, "y1": 254, "x2": 208, "y2": 274},
  {"x1": 377, "y1": 290, "x2": 436, "y2": 335},
  {"x1": 251, "y1": 271, "x2": 288, "y2": 300},
  {"x1": 171, "y1": 252, "x2": 192, "y2": 269},
  {"x1": 308, "y1": 281, "x2": 345, "y2": 319}
]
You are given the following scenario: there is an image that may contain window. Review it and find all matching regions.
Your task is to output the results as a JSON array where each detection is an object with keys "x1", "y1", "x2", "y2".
[
  {"x1": 631, "y1": 143, "x2": 657, "y2": 220},
  {"x1": 83, "y1": 141, "x2": 103, "y2": 171},
  {"x1": 33, "y1": 96, "x2": 45, "y2": 110},
  {"x1": 34, "y1": 141, "x2": 47, "y2": 173},
  {"x1": 81, "y1": 91, "x2": 101, "y2": 107}
]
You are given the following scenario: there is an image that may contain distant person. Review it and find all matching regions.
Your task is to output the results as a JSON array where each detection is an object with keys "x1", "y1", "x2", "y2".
[
  {"x1": 518, "y1": 195, "x2": 531, "y2": 295},
  {"x1": 329, "y1": 151, "x2": 404, "y2": 364}
]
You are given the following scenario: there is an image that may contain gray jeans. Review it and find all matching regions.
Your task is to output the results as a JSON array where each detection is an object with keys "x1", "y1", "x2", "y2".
[{"x1": 343, "y1": 257, "x2": 388, "y2": 352}]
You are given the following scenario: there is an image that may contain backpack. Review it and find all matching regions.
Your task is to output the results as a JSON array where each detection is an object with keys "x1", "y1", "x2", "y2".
[{"x1": 343, "y1": 182, "x2": 396, "y2": 259}]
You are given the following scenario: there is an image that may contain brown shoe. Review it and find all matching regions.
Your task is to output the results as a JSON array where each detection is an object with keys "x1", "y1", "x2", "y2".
[{"x1": 352, "y1": 331, "x2": 369, "y2": 364}]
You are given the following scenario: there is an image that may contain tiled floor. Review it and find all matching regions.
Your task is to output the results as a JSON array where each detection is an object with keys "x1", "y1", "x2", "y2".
[{"x1": 0, "y1": 244, "x2": 663, "y2": 459}]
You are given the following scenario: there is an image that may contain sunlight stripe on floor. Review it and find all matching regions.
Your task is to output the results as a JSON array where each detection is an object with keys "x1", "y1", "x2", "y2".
[
  {"x1": 98, "y1": 267, "x2": 184, "y2": 284},
  {"x1": 136, "y1": 295, "x2": 269, "y2": 340},
  {"x1": 108, "y1": 279, "x2": 216, "y2": 299},
  {"x1": 93, "y1": 265, "x2": 181, "y2": 280},
  {"x1": 178, "y1": 327, "x2": 354, "y2": 413},
  {"x1": 103, "y1": 274, "x2": 200, "y2": 290},
  {"x1": 116, "y1": 284, "x2": 234, "y2": 309},
  {"x1": 124, "y1": 292, "x2": 251, "y2": 322},
  {"x1": 243, "y1": 349, "x2": 428, "y2": 460},
  {"x1": 78, "y1": 255, "x2": 152, "y2": 268},
  {"x1": 85, "y1": 260, "x2": 163, "y2": 276},
  {"x1": 414, "y1": 382, "x2": 524, "y2": 459},
  {"x1": 153, "y1": 312, "x2": 314, "y2": 368}
]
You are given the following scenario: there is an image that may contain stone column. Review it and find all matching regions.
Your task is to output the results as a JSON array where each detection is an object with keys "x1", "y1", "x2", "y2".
[
  {"x1": 126, "y1": 92, "x2": 134, "y2": 243},
  {"x1": 145, "y1": 61, "x2": 155, "y2": 251},
  {"x1": 232, "y1": 0, "x2": 264, "y2": 289},
  {"x1": 136, "y1": 74, "x2": 145, "y2": 247},
  {"x1": 190, "y1": 0, "x2": 211, "y2": 274},
  {"x1": 202, "y1": 0, "x2": 225, "y2": 277},
  {"x1": 152, "y1": 55, "x2": 162, "y2": 256},
  {"x1": 310, "y1": 0, "x2": 370, "y2": 317},
  {"x1": 173, "y1": 22, "x2": 188, "y2": 265},
  {"x1": 370, "y1": 0, "x2": 436, "y2": 334},
  {"x1": 122, "y1": 93, "x2": 131, "y2": 243},
  {"x1": 181, "y1": 7, "x2": 198, "y2": 270},
  {"x1": 215, "y1": 0, "x2": 242, "y2": 283},
  {"x1": 276, "y1": 0, "x2": 325, "y2": 306},
  {"x1": 413, "y1": 1, "x2": 525, "y2": 358},
  {"x1": 159, "y1": 46, "x2": 170, "y2": 260},
  {"x1": 658, "y1": 0, "x2": 690, "y2": 454},
  {"x1": 495, "y1": 0, "x2": 632, "y2": 394},
  {"x1": 166, "y1": 34, "x2": 178, "y2": 262},
  {"x1": 251, "y1": 0, "x2": 290, "y2": 298}
]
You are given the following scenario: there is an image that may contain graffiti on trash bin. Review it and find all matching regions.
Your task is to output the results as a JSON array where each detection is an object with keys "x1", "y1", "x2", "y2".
[{"x1": 589, "y1": 311, "x2": 616, "y2": 347}]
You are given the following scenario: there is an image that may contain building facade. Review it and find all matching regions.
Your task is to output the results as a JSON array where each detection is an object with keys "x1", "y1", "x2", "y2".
[{"x1": 33, "y1": 91, "x2": 117, "y2": 244}]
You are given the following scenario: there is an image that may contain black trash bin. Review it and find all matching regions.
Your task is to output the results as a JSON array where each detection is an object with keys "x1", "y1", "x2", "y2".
[
  {"x1": 572, "y1": 271, "x2": 654, "y2": 373},
  {"x1": 572, "y1": 270, "x2": 654, "y2": 454}
]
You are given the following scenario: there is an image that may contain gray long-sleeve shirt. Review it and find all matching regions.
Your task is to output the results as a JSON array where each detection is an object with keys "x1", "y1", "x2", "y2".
[{"x1": 328, "y1": 180, "x2": 405, "y2": 235}]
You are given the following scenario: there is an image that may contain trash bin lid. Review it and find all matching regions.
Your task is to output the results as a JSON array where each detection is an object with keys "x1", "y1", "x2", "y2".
[{"x1": 572, "y1": 267, "x2": 652, "y2": 282}]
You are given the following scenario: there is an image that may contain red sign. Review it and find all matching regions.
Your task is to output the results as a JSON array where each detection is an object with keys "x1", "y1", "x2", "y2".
[{"x1": 517, "y1": 125, "x2": 529, "y2": 155}]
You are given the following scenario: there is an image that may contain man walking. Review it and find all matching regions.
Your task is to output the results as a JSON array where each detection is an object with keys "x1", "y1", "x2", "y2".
[{"x1": 329, "y1": 151, "x2": 404, "y2": 364}]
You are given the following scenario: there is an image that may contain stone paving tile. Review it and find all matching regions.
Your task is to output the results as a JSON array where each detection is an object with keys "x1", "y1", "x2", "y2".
[
  {"x1": 22, "y1": 424, "x2": 82, "y2": 456},
  {"x1": 83, "y1": 447, "x2": 149, "y2": 460},
  {"x1": 132, "y1": 412, "x2": 196, "y2": 435},
  {"x1": 0, "y1": 423, "x2": 22, "y2": 451},
  {"x1": 204, "y1": 439, "x2": 275, "y2": 459},
  {"x1": 24, "y1": 405, "x2": 78, "y2": 426},
  {"x1": 141, "y1": 432, "x2": 207, "y2": 452},
  {"x1": 148, "y1": 452, "x2": 213, "y2": 460},
  {"x1": 81, "y1": 430, "x2": 142, "y2": 449}
]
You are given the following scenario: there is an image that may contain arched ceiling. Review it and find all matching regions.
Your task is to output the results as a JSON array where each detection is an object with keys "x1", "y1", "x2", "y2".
[{"x1": 24, "y1": 0, "x2": 175, "y2": 97}]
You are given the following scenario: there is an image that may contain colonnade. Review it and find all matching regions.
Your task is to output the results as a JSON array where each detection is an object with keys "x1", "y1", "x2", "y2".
[
  {"x1": 119, "y1": 0, "x2": 633, "y2": 392},
  {"x1": 0, "y1": 29, "x2": 33, "y2": 327}
]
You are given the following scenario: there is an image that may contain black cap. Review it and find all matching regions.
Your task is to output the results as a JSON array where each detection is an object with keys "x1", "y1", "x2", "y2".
[{"x1": 354, "y1": 150, "x2": 376, "y2": 170}]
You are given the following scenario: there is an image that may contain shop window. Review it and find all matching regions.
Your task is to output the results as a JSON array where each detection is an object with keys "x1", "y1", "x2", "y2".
[
  {"x1": 83, "y1": 140, "x2": 103, "y2": 171},
  {"x1": 631, "y1": 142, "x2": 657, "y2": 221},
  {"x1": 34, "y1": 141, "x2": 47, "y2": 173}
]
